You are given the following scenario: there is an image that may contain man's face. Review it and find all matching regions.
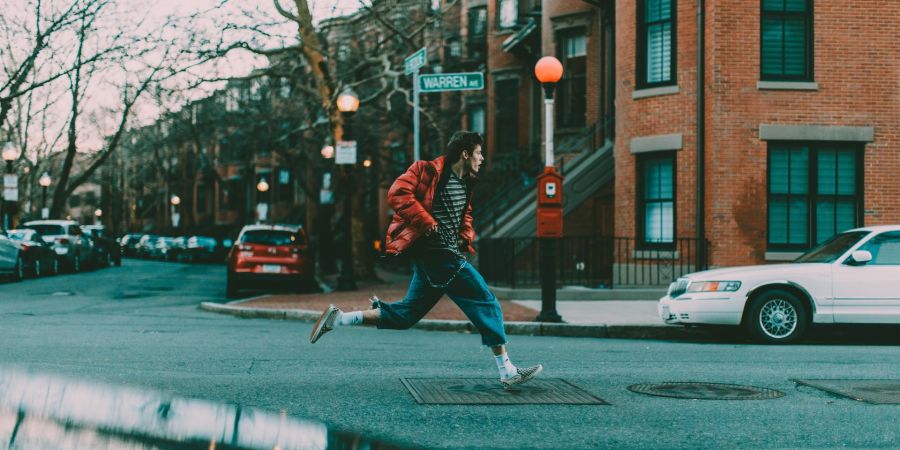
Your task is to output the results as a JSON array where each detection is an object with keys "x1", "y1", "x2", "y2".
[{"x1": 464, "y1": 145, "x2": 484, "y2": 175}]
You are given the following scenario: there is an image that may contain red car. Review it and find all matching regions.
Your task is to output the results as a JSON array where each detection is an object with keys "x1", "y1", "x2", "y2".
[{"x1": 226, "y1": 224, "x2": 312, "y2": 298}]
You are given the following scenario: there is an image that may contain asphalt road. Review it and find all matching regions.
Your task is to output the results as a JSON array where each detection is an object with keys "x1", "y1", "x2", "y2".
[{"x1": 0, "y1": 259, "x2": 898, "y2": 449}]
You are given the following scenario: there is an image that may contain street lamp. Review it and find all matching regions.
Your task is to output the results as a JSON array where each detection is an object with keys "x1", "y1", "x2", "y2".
[
  {"x1": 170, "y1": 194, "x2": 181, "y2": 231},
  {"x1": 39, "y1": 172, "x2": 51, "y2": 219},
  {"x1": 335, "y1": 86, "x2": 359, "y2": 291},
  {"x1": 2, "y1": 142, "x2": 19, "y2": 230},
  {"x1": 534, "y1": 56, "x2": 564, "y2": 323},
  {"x1": 256, "y1": 176, "x2": 269, "y2": 223},
  {"x1": 94, "y1": 208, "x2": 102, "y2": 225}
]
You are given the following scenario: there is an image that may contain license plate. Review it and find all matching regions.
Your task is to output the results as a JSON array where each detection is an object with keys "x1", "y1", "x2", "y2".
[{"x1": 262, "y1": 264, "x2": 281, "y2": 273}]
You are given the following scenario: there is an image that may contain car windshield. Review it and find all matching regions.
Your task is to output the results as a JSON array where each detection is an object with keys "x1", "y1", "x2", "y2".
[
  {"x1": 26, "y1": 224, "x2": 65, "y2": 236},
  {"x1": 240, "y1": 230, "x2": 302, "y2": 246},
  {"x1": 794, "y1": 231, "x2": 870, "y2": 263},
  {"x1": 8, "y1": 230, "x2": 32, "y2": 241}
]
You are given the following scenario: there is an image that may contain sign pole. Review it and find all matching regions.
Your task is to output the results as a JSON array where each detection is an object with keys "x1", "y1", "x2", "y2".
[{"x1": 413, "y1": 69, "x2": 420, "y2": 162}]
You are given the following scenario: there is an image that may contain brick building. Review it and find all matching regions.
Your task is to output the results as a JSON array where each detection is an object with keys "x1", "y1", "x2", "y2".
[{"x1": 617, "y1": 0, "x2": 898, "y2": 269}]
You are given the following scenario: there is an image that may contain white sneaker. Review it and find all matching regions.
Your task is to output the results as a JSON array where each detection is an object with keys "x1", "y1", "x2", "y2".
[
  {"x1": 500, "y1": 364, "x2": 543, "y2": 389},
  {"x1": 309, "y1": 305, "x2": 340, "y2": 344}
]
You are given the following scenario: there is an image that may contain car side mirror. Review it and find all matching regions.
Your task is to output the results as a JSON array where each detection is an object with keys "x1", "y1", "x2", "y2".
[{"x1": 847, "y1": 250, "x2": 872, "y2": 266}]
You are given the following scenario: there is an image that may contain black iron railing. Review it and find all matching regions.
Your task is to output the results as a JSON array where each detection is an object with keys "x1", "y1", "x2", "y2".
[{"x1": 476, "y1": 236, "x2": 710, "y2": 288}]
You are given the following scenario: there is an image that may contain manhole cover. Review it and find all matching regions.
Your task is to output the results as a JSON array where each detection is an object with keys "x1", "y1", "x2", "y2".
[
  {"x1": 400, "y1": 378, "x2": 608, "y2": 405},
  {"x1": 627, "y1": 382, "x2": 784, "y2": 400},
  {"x1": 793, "y1": 379, "x2": 900, "y2": 404}
]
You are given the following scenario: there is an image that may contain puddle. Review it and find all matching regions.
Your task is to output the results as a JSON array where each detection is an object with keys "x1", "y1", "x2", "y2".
[{"x1": 0, "y1": 368, "x2": 408, "y2": 449}]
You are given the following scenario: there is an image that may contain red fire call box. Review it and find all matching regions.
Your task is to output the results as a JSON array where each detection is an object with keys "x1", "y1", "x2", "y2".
[{"x1": 536, "y1": 167, "x2": 564, "y2": 237}]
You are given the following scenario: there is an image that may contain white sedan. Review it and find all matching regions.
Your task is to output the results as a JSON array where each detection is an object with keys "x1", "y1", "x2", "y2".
[{"x1": 659, "y1": 225, "x2": 900, "y2": 343}]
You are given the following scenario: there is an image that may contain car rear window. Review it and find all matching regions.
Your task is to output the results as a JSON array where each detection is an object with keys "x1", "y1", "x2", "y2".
[
  {"x1": 8, "y1": 230, "x2": 32, "y2": 241},
  {"x1": 240, "y1": 230, "x2": 304, "y2": 246},
  {"x1": 26, "y1": 224, "x2": 65, "y2": 236}
]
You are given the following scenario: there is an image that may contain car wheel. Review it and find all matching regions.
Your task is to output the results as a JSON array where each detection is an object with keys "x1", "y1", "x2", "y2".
[
  {"x1": 745, "y1": 289, "x2": 808, "y2": 344},
  {"x1": 73, "y1": 254, "x2": 81, "y2": 273},
  {"x1": 52, "y1": 258, "x2": 60, "y2": 275},
  {"x1": 105, "y1": 251, "x2": 112, "y2": 267},
  {"x1": 33, "y1": 259, "x2": 41, "y2": 278},
  {"x1": 226, "y1": 272, "x2": 240, "y2": 298},
  {"x1": 12, "y1": 257, "x2": 24, "y2": 282}
]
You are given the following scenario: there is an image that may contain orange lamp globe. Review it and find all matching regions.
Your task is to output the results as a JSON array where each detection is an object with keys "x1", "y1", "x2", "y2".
[{"x1": 534, "y1": 56, "x2": 563, "y2": 84}]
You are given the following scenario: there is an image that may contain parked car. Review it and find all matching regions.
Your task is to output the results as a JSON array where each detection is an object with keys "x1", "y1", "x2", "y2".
[
  {"x1": 82, "y1": 225, "x2": 122, "y2": 267},
  {"x1": 8, "y1": 229, "x2": 58, "y2": 277},
  {"x1": 167, "y1": 236, "x2": 188, "y2": 261},
  {"x1": 119, "y1": 233, "x2": 143, "y2": 257},
  {"x1": 0, "y1": 231, "x2": 24, "y2": 281},
  {"x1": 659, "y1": 225, "x2": 900, "y2": 343},
  {"x1": 148, "y1": 237, "x2": 177, "y2": 260},
  {"x1": 135, "y1": 235, "x2": 161, "y2": 259},
  {"x1": 22, "y1": 220, "x2": 92, "y2": 272},
  {"x1": 180, "y1": 236, "x2": 219, "y2": 263},
  {"x1": 226, "y1": 224, "x2": 311, "y2": 298}
]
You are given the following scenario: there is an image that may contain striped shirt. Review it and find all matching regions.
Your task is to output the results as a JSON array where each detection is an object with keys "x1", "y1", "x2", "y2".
[{"x1": 421, "y1": 171, "x2": 468, "y2": 254}]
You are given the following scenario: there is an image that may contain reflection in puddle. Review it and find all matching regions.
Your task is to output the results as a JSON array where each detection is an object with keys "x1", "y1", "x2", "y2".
[{"x1": 0, "y1": 369, "x2": 406, "y2": 449}]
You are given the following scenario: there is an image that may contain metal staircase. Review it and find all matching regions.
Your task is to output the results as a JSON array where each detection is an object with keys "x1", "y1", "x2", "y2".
[{"x1": 474, "y1": 127, "x2": 614, "y2": 238}]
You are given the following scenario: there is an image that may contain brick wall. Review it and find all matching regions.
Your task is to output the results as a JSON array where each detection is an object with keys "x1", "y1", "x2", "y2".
[{"x1": 617, "y1": 0, "x2": 899, "y2": 267}]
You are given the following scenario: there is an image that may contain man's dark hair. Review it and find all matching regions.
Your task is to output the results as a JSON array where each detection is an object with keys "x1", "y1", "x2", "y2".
[{"x1": 444, "y1": 131, "x2": 483, "y2": 165}]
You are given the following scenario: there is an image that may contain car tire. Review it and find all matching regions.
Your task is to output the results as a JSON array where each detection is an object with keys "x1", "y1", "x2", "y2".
[
  {"x1": 745, "y1": 289, "x2": 809, "y2": 344},
  {"x1": 12, "y1": 257, "x2": 24, "y2": 282},
  {"x1": 72, "y1": 254, "x2": 81, "y2": 273},
  {"x1": 226, "y1": 272, "x2": 240, "y2": 298},
  {"x1": 52, "y1": 258, "x2": 60, "y2": 275},
  {"x1": 33, "y1": 259, "x2": 41, "y2": 278}
]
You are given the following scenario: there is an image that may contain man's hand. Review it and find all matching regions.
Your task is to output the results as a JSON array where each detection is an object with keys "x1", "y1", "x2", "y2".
[{"x1": 424, "y1": 224, "x2": 438, "y2": 236}]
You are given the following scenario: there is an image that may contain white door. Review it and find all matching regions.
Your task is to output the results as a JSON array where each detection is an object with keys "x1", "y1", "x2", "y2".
[{"x1": 832, "y1": 231, "x2": 900, "y2": 323}]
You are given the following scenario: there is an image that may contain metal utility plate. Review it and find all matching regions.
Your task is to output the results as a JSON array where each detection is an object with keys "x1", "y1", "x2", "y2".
[
  {"x1": 793, "y1": 379, "x2": 900, "y2": 404},
  {"x1": 400, "y1": 378, "x2": 608, "y2": 405},
  {"x1": 627, "y1": 382, "x2": 785, "y2": 400}
]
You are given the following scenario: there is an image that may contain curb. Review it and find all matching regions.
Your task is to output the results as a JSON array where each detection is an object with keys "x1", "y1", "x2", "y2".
[{"x1": 199, "y1": 302, "x2": 699, "y2": 340}]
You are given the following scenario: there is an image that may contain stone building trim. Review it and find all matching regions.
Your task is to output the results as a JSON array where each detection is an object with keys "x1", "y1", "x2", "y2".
[
  {"x1": 629, "y1": 133, "x2": 683, "y2": 154},
  {"x1": 632, "y1": 85, "x2": 680, "y2": 99},
  {"x1": 757, "y1": 81, "x2": 819, "y2": 91},
  {"x1": 550, "y1": 10, "x2": 594, "y2": 34},
  {"x1": 758, "y1": 124, "x2": 875, "y2": 142}
]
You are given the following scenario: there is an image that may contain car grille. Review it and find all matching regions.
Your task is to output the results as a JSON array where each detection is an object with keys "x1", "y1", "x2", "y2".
[{"x1": 668, "y1": 279, "x2": 689, "y2": 298}]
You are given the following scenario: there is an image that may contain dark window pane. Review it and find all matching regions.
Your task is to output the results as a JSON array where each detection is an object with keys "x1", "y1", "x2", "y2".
[
  {"x1": 646, "y1": 22, "x2": 672, "y2": 83},
  {"x1": 782, "y1": 18, "x2": 806, "y2": 76},
  {"x1": 761, "y1": 18, "x2": 784, "y2": 74},
  {"x1": 646, "y1": 0, "x2": 671, "y2": 21},
  {"x1": 240, "y1": 230, "x2": 303, "y2": 246},
  {"x1": 769, "y1": 199, "x2": 788, "y2": 244},
  {"x1": 788, "y1": 199, "x2": 808, "y2": 244}
]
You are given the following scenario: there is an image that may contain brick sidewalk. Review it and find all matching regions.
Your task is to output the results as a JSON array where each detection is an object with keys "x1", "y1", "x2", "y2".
[{"x1": 239, "y1": 278, "x2": 540, "y2": 322}]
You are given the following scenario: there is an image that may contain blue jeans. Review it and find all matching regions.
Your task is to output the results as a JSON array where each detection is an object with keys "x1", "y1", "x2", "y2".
[{"x1": 375, "y1": 254, "x2": 508, "y2": 347}]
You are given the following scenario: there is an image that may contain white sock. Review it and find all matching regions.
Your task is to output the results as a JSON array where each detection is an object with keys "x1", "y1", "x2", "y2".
[
  {"x1": 338, "y1": 310, "x2": 363, "y2": 326},
  {"x1": 494, "y1": 353, "x2": 517, "y2": 379}
]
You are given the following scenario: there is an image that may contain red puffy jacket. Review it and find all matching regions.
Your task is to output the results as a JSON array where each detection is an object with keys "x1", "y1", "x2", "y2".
[{"x1": 385, "y1": 156, "x2": 476, "y2": 256}]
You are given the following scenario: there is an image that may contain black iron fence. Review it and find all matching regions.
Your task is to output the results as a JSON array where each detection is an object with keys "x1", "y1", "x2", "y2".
[{"x1": 476, "y1": 236, "x2": 710, "y2": 288}]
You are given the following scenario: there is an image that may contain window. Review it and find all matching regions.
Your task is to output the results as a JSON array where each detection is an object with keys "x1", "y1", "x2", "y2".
[
  {"x1": 494, "y1": 78, "x2": 519, "y2": 153},
  {"x1": 637, "y1": 0, "x2": 676, "y2": 88},
  {"x1": 277, "y1": 168, "x2": 294, "y2": 203},
  {"x1": 469, "y1": 7, "x2": 487, "y2": 37},
  {"x1": 468, "y1": 104, "x2": 485, "y2": 135},
  {"x1": 497, "y1": 0, "x2": 517, "y2": 29},
  {"x1": 859, "y1": 232, "x2": 900, "y2": 265},
  {"x1": 557, "y1": 30, "x2": 587, "y2": 128},
  {"x1": 768, "y1": 143, "x2": 862, "y2": 250},
  {"x1": 279, "y1": 78, "x2": 291, "y2": 99},
  {"x1": 761, "y1": 0, "x2": 813, "y2": 81},
  {"x1": 639, "y1": 153, "x2": 675, "y2": 247}
]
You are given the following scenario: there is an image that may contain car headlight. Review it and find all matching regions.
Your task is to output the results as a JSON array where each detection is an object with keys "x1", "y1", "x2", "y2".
[{"x1": 686, "y1": 281, "x2": 742, "y2": 293}]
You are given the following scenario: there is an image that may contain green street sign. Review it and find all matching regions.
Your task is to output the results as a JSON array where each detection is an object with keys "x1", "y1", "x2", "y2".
[
  {"x1": 404, "y1": 47, "x2": 427, "y2": 75},
  {"x1": 418, "y1": 72, "x2": 485, "y2": 92}
]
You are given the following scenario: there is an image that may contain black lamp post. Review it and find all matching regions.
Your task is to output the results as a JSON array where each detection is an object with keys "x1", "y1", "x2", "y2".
[
  {"x1": 2, "y1": 142, "x2": 18, "y2": 230},
  {"x1": 335, "y1": 87, "x2": 359, "y2": 291},
  {"x1": 39, "y1": 172, "x2": 51, "y2": 219}
]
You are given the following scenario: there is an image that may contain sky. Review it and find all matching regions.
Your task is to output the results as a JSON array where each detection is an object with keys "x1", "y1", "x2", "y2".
[{"x1": 2, "y1": 0, "x2": 366, "y2": 155}]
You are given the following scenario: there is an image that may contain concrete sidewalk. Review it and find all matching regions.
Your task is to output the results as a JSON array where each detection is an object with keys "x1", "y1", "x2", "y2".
[{"x1": 198, "y1": 269, "x2": 711, "y2": 339}]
